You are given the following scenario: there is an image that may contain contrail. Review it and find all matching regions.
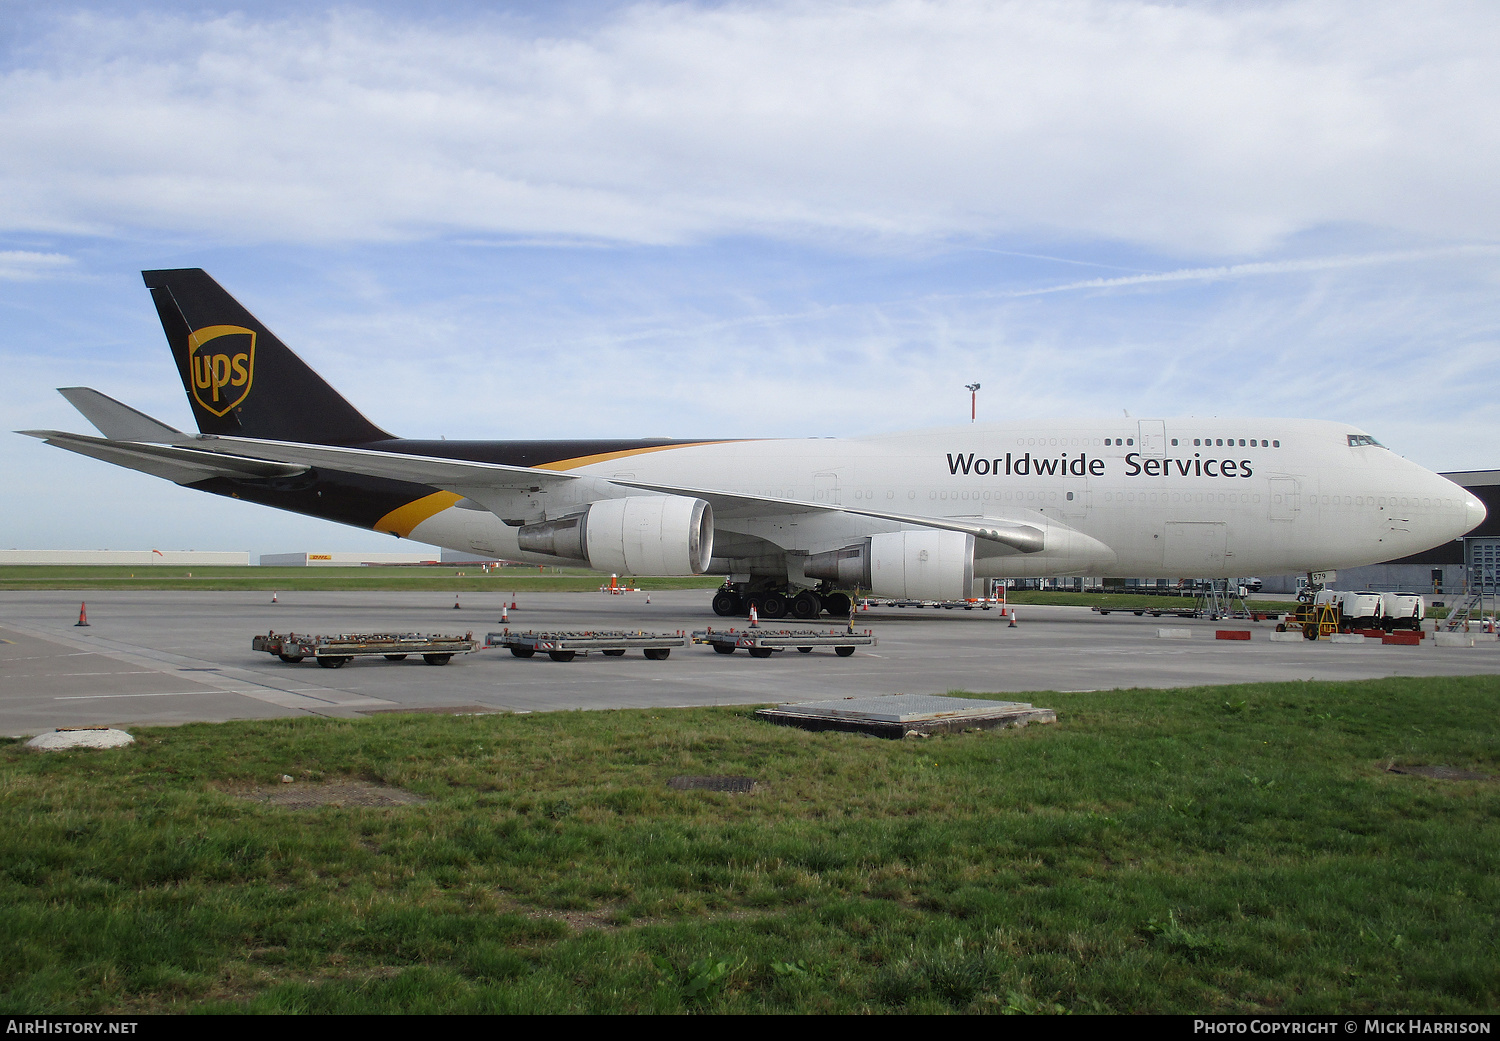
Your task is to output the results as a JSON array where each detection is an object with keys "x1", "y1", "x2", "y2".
[{"x1": 1003, "y1": 244, "x2": 1500, "y2": 297}]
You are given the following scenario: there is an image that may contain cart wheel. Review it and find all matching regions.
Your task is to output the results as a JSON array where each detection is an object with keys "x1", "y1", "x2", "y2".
[
  {"x1": 548, "y1": 650, "x2": 576, "y2": 662},
  {"x1": 797, "y1": 647, "x2": 812, "y2": 653},
  {"x1": 748, "y1": 647, "x2": 774, "y2": 658},
  {"x1": 643, "y1": 647, "x2": 670, "y2": 660},
  {"x1": 278, "y1": 654, "x2": 304, "y2": 663},
  {"x1": 510, "y1": 646, "x2": 535, "y2": 658},
  {"x1": 422, "y1": 654, "x2": 452, "y2": 665},
  {"x1": 317, "y1": 656, "x2": 351, "y2": 669},
  {"x1": 602, "y1": 649, "x2": 626, "y2": 656},
  {"x1": 384, "y1": 654, "x2": 408, "y2": 661},
  {"x1": 835, "y1": 646, "x2": 856, "y2": 657},
  {"x1": 713, "y1": 643, "x2": 736, "y2": 654}
]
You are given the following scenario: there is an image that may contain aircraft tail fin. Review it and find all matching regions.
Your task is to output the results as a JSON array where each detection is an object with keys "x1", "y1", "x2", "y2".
[{"x1": 141, "y1": 269, "x2": 394, "y2": 445}]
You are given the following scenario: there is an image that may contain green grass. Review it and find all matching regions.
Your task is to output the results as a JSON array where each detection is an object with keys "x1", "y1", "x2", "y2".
[
  {"x1": 2, "y1": 676, "x2": 1497, "y2": 1014},
  {"x1": 0, "y1": 565, "x2": 724, "y2": 593}
]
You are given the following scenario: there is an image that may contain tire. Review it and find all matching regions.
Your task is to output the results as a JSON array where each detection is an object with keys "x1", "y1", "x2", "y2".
[
  {"x1": 791, "y1": 591, "x2": 822, "y2": 620},
  {"x1": 711, "y1": 591, "x2": 740, "y2": 617},
  {"x1": 602, "y1": 649, "x2": 626, "y2": 656},
  {"x1": 383, "y1": 654, "x2": 408, "y2": 661},
  {"x1": 760, "y1": 592, "x2": 788, "y2": 620},
  {"x1": 713, "y1": 643, "x2": 736, "y2": 654},
  {"x1": 316, "y1": 656, "x2": 351, "y2": 669},
  {"x1": 547, "y1": 650, "x2": 576, "y2": 662},
  {"x1": 422, "y1": 654, "x2": 451, "y2": 665},
  {"x1": 510, "y1": 646, "x2": 535, "y2": 658},
  {"x1": 748, "y1": 646, "x2": 774, "y2": 658},
  {"x1": 643, "y1": 648, "x2": 670, "y2": 660},
  {"x1": 278, "y1": 654, "x2": 304, "y2": 663},
  {"x1": 835, "y1": 646, "x2": 856, "y2": 657},
  {"x1": 822, "y1": 593, "x2": 851, "y2": 618},
  {"x1": 798, "y1": 647, "x2": 812, "y2": 653}
]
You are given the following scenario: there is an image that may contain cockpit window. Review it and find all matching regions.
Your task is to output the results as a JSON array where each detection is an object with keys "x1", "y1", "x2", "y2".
[{"x1": 1347, "y1": 434, "x2": 1384, "y2": 448}]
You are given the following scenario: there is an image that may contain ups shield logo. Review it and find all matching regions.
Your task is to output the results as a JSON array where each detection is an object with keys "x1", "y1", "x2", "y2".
[{"x1": 187, "y1": 325, "x2": 255, "y2": 417}]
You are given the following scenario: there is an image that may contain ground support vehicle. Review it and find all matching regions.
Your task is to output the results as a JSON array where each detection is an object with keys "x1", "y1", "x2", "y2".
[
  {"x1": 253, "y1": 631, "x2": 477, "y2": 668},
  {"x1": 691, "y1": 626, "x2": 876, "y2": 658},
  {"x1": 858, "y1": 597, "x2": 1002, "y2": 611},
  {"x1": 486, "y1": 629, "x2": 686, "y2": 662},
  {"x1": 1093, "y1": 606, "x2": 1198, "y2": 618}
]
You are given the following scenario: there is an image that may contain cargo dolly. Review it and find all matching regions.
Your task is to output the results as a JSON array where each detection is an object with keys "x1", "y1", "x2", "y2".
[
  {"x1": 486, "y1": 629, "x2": 686, "y2": 662},
  {"x1": 691, "y1": 626, "x2": 876, "y2": 658},
  {"x1": 253, "y1": 631, "x2": 479, "y2": 669}
]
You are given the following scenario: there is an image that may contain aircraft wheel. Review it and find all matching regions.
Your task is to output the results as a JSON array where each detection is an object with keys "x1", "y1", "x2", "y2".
[
  {"x1": 791, "y1": 591, "x2": 822, "y2": 620},
  {"x1": 384, "y1": 654, "x2": 408, "y2": 661},
  {"x1": 713, "y1": 643, "x2": 736, "y2": 654},
  {"x1": 423, "y1": 653, "x2": 452, "y2": 666},
  {"x1": 510, "y1": 646, "x2": 535, "y2": 658},
  {"x1": 317, "y1": 656, "x2": 351, "y2": 669},
  {"x1": 712, "y1": 591, "x2": 740, "y2": 617},
  {"x1": 760, "y1": 592, "x2": 788, "y2": 620},
  {"x1": 835, "y1": 646, "x2": 856, "y2": 657},
  {"x1": 822, "y1": 593, "x2": 851, "y2": 618},
  {"x1": 643, "y1": 648, "x2": 670, "y2": 660},
  {"x1": 602, "y1": 649, "x2": 626, "y2": 656},
  {"x1": 278, "y1": 654, "x2": 304, "y2": 663},
  {"x1": 548, "y1": 650, "x2": 576, "y2": 662},
  {"x1": 748, "y1": 646, "x2": 774, "y2": 658}
]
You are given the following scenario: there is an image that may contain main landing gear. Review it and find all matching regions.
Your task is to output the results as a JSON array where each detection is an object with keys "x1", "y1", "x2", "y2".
[{"x1": 711, "y1": 585, "x2": 851, "y2": 620}]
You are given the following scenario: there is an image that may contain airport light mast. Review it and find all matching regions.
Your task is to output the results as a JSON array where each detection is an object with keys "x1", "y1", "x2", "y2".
[{"x1": 965, "y1": 383, "x2": 980, "y2": 423}]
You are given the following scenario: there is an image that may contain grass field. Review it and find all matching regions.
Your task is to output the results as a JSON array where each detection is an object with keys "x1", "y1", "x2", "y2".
[{"x1": 2, "y1": 676, "x2": 1497, "y2": 1014}]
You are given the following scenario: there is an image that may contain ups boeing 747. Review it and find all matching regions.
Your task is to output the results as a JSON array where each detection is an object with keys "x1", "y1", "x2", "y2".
[{"x1": 20, "y1": 269, "x2": 1486, "y2": 619}]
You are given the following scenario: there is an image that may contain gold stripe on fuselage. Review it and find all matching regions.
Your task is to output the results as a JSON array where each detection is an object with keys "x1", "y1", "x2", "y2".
[
  {"x1": 533, "y1": 441, "x2": 735, "y2": 471},
  {"x1": 374, "y1": 491, "x2": 464, "y2": 538}
]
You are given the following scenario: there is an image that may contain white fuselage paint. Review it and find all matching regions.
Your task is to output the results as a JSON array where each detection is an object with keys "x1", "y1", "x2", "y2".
[{"x1": 408, "y1": 418, "x2": 1484, "y2": 579}]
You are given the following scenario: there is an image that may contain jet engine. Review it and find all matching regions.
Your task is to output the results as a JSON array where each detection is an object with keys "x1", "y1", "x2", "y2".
[
  {"x1": 517, "y1": 495, "x2": 714, "y2": 576},
  {"x1": 806, "y1": 531, "x2": 974, "y2": 600}
]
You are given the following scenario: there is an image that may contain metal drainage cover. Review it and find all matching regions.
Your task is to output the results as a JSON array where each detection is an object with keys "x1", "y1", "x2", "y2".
[
  {"x1": 236, "y1": 782, "x2": 429, "y2": 808},
  {"x1": 779, "y1": 694, "x2": 1033, "y2": 723},
  {"x1": 668, "y1": 775, "x2": 757, "y2": 793}
]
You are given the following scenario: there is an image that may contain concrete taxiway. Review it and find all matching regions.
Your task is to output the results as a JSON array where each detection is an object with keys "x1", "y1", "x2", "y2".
[{"x1": 2, "y1": 588, "x2": 1497, "y2": 735}]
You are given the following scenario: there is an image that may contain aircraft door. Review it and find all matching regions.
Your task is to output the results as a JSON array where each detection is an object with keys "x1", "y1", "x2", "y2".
[
  {"x1": 1138, "y1": 420, "x2": 1167, "y2": 457},
  {"x1": 1269, "y1": 477, "x2": 1300, "y2": 521},
  {"x1": 813, "y1": 472, "x2": 842, "y2": 504}
]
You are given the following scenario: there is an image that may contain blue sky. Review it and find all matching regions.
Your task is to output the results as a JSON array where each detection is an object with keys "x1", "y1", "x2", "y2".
[{"x1": 3, "y1": 0, "x2": 1498, "y2": 555}]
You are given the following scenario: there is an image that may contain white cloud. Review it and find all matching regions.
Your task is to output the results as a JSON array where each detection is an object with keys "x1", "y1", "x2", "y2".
[
  {"x1": 1, "y1": 1, "x2": 1498, "y2": 253},
  {"x1": 0, "y1": 250, "x2": 74, "y2": 280}
]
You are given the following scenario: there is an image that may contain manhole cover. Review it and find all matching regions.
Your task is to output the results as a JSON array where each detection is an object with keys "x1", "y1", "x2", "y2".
[
  {"x1": 1386, "y1": 765, "x2": 1494, "y2": 781},
  {"x1": 236, "y1": 781, "x2": 428, "y2": 808},
  {"x1": 668, "y1": 775, "x2": 757, "y2": 793}
]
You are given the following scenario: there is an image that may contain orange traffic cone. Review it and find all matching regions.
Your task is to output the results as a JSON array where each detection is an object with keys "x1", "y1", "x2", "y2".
[
  {"x1": 501, "y1": 603, "x2": 509, "y2": 623},
  {"x1": 510, "y1": 595, "x2": 518, "y2": 609},
  {"x1": 1008, "y1": 608, "x2": 1017, "y2": 628},
  {"x1": 749, "y1": 604, "x2": 760, "y2": 628},
  {"x1": 454, "y1": 593, "x2": 462, "y2": 610},
  {"x1": 75, "y1": 602, "x2": 90, "y2": 627},
  {"x1": 272, "y1": 590, "x2": 278, "y2": 603}
]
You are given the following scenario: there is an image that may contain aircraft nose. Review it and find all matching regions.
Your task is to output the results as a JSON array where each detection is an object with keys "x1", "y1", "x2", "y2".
[{"x1": 1465, "y1": 494, "x2": 1487, "y2": 533}]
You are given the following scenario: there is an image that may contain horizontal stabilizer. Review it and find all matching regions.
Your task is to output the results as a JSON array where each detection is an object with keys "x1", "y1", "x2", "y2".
[
  {"x1": 18, "y1": 430, "x2": 311, "y2": 484},
  {"x1": 58, "y1": 387, "x2": 183, "y2": 441}
]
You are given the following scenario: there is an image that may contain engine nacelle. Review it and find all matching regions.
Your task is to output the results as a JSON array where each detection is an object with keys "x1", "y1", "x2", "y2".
[
  {"x1": 807, "y1": 531, "x2": 974, "y2": 600},
  {"x1": 517, "y1": 495, "x2": 714, "y2": 576}
]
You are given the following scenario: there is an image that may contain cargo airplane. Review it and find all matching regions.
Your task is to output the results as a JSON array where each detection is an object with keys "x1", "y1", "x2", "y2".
[{"x1": 20, "y1": 269, "x2": 1486, "y2": 619}]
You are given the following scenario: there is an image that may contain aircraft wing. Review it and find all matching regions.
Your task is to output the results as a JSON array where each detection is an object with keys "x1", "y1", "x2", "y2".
[
  {"x1": 612, "y1": 479, "x2": 1046, "y2": 554},
  {"x1": 18, "y1": 430, "x2": 311, "y2": 483},
  {"x1": 178, "y1": 435, "x2": 578, "y2": 490}
]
